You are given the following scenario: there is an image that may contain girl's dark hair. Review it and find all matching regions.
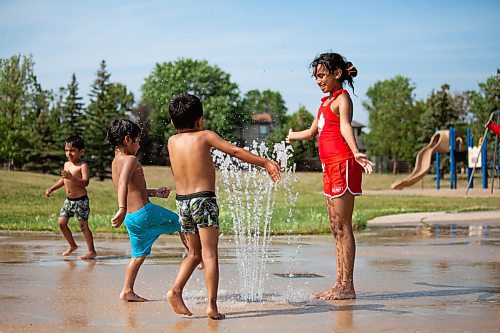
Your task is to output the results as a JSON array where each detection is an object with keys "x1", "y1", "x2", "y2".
[
  {"x1": 310, "y1": 52, "x2": 357, "y2": 93},
  {"x1": 168, "y1": 93, "x2": 203, "y2": 129},
  {"x1": 106, "y1": 119, "x2": 141, "y2": 149},
  {"x1": 65, "y1": 135, "x2": 85, "y2": 150}
]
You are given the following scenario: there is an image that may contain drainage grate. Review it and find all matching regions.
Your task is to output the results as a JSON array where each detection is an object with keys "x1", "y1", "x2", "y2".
[{"x1": 273, "y1": 273, "x2": 324, "y2": 278}]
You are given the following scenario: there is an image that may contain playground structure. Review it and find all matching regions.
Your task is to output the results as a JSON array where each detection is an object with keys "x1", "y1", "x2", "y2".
[{"x1": 391, "y1": 110, "x2": 500, "y2": 194}]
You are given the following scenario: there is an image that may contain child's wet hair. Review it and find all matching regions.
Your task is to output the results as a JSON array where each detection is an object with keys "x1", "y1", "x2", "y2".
[
  {"x1": 65, "y1": 135, "x2": 85, "y2": 150},
  {"x1": 106, "y1": 119, "x2": 141, "y2": 149},
  {"x1": 168, "y1": 93, "x2": 203, "y2": 129},
  {"x1": 311, "y1": 52, "x2": 357, "y2": 92}
]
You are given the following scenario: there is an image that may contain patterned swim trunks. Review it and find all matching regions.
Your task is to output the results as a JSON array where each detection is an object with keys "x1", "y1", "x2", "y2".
[
  {"x1": 176, "y1": 191, "x2": 219, "y2": 234},
  {"x1": 59, "y1": 195, "x2": 90, "y2": 221}
]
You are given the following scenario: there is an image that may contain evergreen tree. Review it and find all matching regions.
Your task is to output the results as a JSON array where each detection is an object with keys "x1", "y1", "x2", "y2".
[
  {"x1": 60, "y1": 73, "x2": 85, "y2": 139},
  {"x1": 84, "y1": 60, "x2": 134, "y2": 180}
]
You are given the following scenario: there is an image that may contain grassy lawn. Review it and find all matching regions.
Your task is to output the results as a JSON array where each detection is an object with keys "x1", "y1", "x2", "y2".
[{"x1": 0, "y1": 168, "x2": 498, "y2": 235}]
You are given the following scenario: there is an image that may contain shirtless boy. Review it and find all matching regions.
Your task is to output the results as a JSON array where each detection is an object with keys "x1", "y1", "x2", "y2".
[
  {"x1": 108, "y1": 119, "x2": 187, "y2": 302},
  {"x1": 45, "y1": 135, "x2": 97, "y2": 260},
  {"x1": 166, "y1": 93, "x2": 281, "y2": 320}
]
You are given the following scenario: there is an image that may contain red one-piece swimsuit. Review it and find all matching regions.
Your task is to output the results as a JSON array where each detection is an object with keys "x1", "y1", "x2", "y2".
[{"x1": 316, "y1": 89, "x2": 363, "y2": 198}]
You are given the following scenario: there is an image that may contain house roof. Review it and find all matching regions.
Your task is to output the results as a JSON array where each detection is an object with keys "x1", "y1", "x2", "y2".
[{"x1": 251, "y1": 113, "x2": 273, "y2": 124}]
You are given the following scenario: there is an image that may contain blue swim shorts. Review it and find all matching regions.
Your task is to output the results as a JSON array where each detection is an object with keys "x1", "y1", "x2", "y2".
[{"x1": 124, "y1": 202, "x2": 181, "y2": 258}]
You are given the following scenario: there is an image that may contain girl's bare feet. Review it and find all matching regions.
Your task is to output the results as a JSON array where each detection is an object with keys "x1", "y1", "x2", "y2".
[
  {"x1": 207, "y1": 306, "x2": 225, "y2": 320},
  {"x1": 319, "y1": 283, "x2": 356, "y2": 300},
  {"x1": 62, "y1": 245, "x2": 78, "y2": 256},
  {"x1": 120, "y1": 291, "x2": 148, "y2": 302},
  {"x1": 167, "y1": 289, "x2": 193, "y2": 316},
  {"x1": 314, "y1": 282, "x2": 341, "y2": 299},
  {"x1": 334, "y1": 283, "x2": 356, "y2": 300},
  {"x1": 78, "y1": 251, "x2": 97, "y2": 260}
]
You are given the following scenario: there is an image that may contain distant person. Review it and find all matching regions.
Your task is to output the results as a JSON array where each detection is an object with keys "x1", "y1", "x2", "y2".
[
  {"x1": 486, "y1": 119, "x2": 500, "y2": 136},
  {"x1": 45, "y1": 135, "x2": 97, "y2": 260},
  {"x1": 166, "y1": 93, "x2": 281, "y2": 320},
  {"x1": 286, "y1": 52, "x2": 373, "y2": 300},
  {"x1": 107, "y1": 119, "x2": 188, "y2": 302}
]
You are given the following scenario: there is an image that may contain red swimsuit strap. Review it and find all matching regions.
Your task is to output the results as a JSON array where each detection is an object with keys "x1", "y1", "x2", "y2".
[
  {"x1": 331, "y1": 89, "x2": 349, "y2": 100},
  {"x1": 321, "y1": 89, "x2": 350, "y2": 107}
]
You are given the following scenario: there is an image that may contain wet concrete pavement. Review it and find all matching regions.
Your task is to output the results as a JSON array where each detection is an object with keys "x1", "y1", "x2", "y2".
[{"x1": 0, "y1": 217, "x2": 498, "y2": 333}]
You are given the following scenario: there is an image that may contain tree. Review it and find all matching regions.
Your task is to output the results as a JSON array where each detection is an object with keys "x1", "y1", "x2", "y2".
[
  {"x1": 60, "y1": 73, "x2": 85, "y2": 140},
  {"x1": 284, "y1": 106, "x2": 317, "y2": 162},
  {"x1": 468, "y1": 73, "x2": 500, "y2": 137},
  {"x1": 420, "y1": 84, "x2": 460, "y2": 144},
  {"x1": 141, "y1": 58, "x2": 242, "y2": 157},
  {"x1": 84, "y1": 60, "x2": 134, "y2": 180},
  {"x1": 242, "y1": 89, "x2": 288, "y2": 126},
  {"x1": 0, "y1": 55, "x2": 36, "y2": 169},
  {"x1": 131, "y1": 102, "x2": 159, "y2": 164},
  {"x1": 241, "y1": 89, "x2": 289, "y2": 149},
  {"x1": 363, "y1": 76, "x2": 421, "y2": 173}
]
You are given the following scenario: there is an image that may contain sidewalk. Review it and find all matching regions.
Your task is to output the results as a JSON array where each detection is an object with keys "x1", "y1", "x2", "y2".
[{"x1": 367, "y1": 209, "x2": 500, "y2": 226}]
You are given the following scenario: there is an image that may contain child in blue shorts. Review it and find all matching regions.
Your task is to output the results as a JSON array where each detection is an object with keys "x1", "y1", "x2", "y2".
[{"x1": 107, "y1": 119, "x2": 188, "y2": 302}]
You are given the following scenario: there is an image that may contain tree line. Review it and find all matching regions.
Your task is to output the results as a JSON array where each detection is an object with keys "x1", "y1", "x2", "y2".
[{"x1": 0, "y1": 54, "x2": 498, "y2": 179}]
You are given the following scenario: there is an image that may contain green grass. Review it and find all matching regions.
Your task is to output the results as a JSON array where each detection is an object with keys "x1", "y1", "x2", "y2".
[{"x1": 0, "y1": 168, "x2": 498, "y2": 234}]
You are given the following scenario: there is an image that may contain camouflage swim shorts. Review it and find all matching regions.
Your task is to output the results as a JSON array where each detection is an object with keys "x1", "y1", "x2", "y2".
[
  {"x1": 175, "y1": 191, "x2": 219, "y2": 234},
  {"x1": 59, "y1": 195, "x2": 90, "y2": 221}
]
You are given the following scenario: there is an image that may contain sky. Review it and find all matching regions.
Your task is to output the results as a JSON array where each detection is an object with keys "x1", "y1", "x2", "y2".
[{"x1": 1, "y1": 0, "x2": 499, "y2": 127}]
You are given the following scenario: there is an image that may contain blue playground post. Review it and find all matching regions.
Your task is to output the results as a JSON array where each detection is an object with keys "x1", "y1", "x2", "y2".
[
  {"x1": 466, "y1": 127, "x2": 473, "y2": 188},
  {"x1": 435, "y1": 128, "x2": 440, "y2": 190},
  {"x1": 482, "y1": 136, "x2": 488, "y2": 188},
  {"x1": 449, "y1": 127, "x2": 457, "y2": 189}
]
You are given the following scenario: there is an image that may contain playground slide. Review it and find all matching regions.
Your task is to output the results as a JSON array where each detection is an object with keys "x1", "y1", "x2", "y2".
[{"x1": 391, "y1": 130, "x2": 450, "y2": 190}]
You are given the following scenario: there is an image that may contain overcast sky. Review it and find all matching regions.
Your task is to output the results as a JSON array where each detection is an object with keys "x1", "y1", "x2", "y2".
[{"x1": 1, "y1": 0, "x2": 499, "y2": 126}]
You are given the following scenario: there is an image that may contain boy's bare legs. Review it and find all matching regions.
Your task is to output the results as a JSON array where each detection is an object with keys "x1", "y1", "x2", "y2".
[
  {"x1": 58, "y1": 216, "x2": 78, "y2": 256},
  {"x1": 178, "y1": 231, "x2": 204, "y2": 270},
  {"x1": 167, "y1": 233, "x2": 202, "y2": 316},
  {"x1": 78, "y1": 220, "x2": 97, "y2": 260},
  {"x1": 121, "y1": 255, "x2": 148, "y2": 302},
  {"x1": 199, "y1": 226, "x2": 224, "y2": 319},
  {"x1": 317, "y1": 194, "x2": 356, "y2": 300}
]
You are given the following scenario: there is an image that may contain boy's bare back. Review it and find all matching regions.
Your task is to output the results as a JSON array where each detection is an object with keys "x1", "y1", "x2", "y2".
[
  {"x1": 111, "y1": 155, "x2": 149, "y2": 213},
  {"x1": 168, "y1": 130, "x2": 219, "y2": 195}
]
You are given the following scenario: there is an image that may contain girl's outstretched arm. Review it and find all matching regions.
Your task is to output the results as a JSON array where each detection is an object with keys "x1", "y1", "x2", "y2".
[{"x1": 286, "y1": 117, "x2": 318, "y2": 143}]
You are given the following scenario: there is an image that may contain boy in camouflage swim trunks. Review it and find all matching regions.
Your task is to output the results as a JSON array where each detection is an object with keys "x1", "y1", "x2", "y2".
[
  {"x1": 166, "y1": 93, "x2": 281, "y2": 320},
  {"x1": 45, "y1": 135, "x2": 97, "y2": 260}
]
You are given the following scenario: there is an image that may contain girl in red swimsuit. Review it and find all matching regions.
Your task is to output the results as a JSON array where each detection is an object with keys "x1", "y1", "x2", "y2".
[
  {"x1": 486, "y1": 119, "x2": 500, "y2": 136},
  {"x1": 287, "y1": 52, "x2": 373, "y2": 300}
]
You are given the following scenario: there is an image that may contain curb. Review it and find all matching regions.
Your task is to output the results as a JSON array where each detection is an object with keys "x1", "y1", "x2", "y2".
[{"x1": 367, "y1": 210, "x2": 500, "y2": 226}]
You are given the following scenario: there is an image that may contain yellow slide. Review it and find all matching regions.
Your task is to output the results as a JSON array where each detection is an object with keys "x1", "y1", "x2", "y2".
[{"x1": 391, "y1": 130, "x2": 450, "y2": 190}]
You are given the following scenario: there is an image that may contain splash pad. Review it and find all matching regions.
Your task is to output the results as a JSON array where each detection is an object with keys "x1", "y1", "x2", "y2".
[{"x1": 213, "y1": 141, "x2": 298, "y2": 301}]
